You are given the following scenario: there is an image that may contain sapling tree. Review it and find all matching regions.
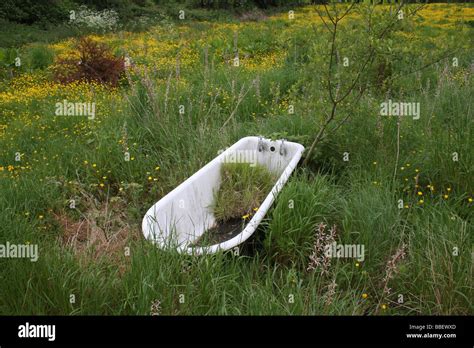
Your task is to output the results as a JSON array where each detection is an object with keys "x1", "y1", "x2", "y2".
[{"x1": 303, "y1": 1, "x2": 427, "y2": 165}]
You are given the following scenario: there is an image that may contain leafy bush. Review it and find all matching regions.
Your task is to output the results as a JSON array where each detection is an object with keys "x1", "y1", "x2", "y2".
[
  {"x1": 24, "y1": 44, "x2": 55, "y2": 70},
  {"x1": 0, "y1": 47, "x2": 18, "y2": 67},
  {"x1": 0, "y1": 0, "x2": 72, "y2": 25},
  {"x1": 53, "y1": 37, "x2": 125, "y2": 86},
  {"x1": 0, "y1": 48, "x2": 20, "y2": 79},
  {"x1": 186, "y1": 0, "x2": 316, "y2": 9}
]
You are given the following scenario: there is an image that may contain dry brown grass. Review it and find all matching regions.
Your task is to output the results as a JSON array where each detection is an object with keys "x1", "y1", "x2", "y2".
[
  {"x1": 238, "y1": 10, "x2": 268, "y2": 22},
  {"x1": 54, "y1": 188, "x2": 140, "y2": 272},
  {"x1": 307, "y1": 223, "x2": 337, "y2": 276}
]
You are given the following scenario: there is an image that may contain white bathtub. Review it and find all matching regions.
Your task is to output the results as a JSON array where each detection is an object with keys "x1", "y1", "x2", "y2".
[{"x1": 142, "y1": 136, "x2": 305, "y2": 255}]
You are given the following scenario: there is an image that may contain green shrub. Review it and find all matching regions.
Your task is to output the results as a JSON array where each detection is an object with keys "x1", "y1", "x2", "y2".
[
  {"x1": 0, "y1": 47, "x2": 20, "y2": 79},
  {"x1": 0, "y1": 0, "x2": 73, "y2": 25},
  {"x1": 0, "y1": 47, "x2": 18, "y2": 67},
  {"x1": 24, "y1": 44, "x2": 55, "y2": 70}
]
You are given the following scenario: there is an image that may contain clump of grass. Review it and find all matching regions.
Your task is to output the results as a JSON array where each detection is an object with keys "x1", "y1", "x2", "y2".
[
  {"x1": 264, "y1": 174, "x2": 342, "y2": 268},
  {"x1": 212, "y1": 162, "x2": 275, "y2": 222},
  {"x1": 25, "y1": 44, "x2": 54, "y2": 70}
]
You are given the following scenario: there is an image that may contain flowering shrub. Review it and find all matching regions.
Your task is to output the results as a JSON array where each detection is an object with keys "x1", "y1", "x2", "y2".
[{"x1": 69, "y1": 5, "x2": 119, "y2": 31}]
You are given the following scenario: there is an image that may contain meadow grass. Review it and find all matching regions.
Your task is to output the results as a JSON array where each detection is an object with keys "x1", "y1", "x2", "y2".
[{"x1": 0, "y1": 3, "x2": 472, "y2": 315}]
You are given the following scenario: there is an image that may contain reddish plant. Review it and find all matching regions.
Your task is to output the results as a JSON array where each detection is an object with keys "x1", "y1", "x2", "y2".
[{"x1": 54, "y1": 37, "x2": 125, "y2": 87}]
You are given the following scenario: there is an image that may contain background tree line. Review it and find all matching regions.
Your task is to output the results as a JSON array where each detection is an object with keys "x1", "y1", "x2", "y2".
[{"x1": 1, "y1": 0, "x2": 471, "y2": 25}]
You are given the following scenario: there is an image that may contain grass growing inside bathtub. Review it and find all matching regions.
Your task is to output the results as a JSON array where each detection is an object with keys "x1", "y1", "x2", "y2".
[{"x1": 193, "y1": 162, "x2": 276, "y2": 246}]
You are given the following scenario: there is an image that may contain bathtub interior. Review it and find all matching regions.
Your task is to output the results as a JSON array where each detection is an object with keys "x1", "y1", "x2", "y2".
[{"x1": 143, "y1": 137, "x2": 302, "y2": 248}]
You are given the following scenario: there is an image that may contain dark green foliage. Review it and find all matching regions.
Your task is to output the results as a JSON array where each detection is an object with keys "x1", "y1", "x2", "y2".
[
  {"x1": 25, "y1": 44, "x2": 55, "y2": 70},
  {"x1": 0, "y1": 0, "x2": 73, "y2": 25}
]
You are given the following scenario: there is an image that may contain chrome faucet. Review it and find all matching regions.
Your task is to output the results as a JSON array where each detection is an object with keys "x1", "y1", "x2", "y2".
[
  {"x1": 258, "y1": 137, "x2": 265, "y2": 152},
  {"x1": 280, "y1": 139, "x2": 287, "y2": 156}
]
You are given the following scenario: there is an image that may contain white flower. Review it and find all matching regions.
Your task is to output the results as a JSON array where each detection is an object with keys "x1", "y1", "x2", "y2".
[{"x1": 70, "y1": 5, "x2": 119, "y2": 30}]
